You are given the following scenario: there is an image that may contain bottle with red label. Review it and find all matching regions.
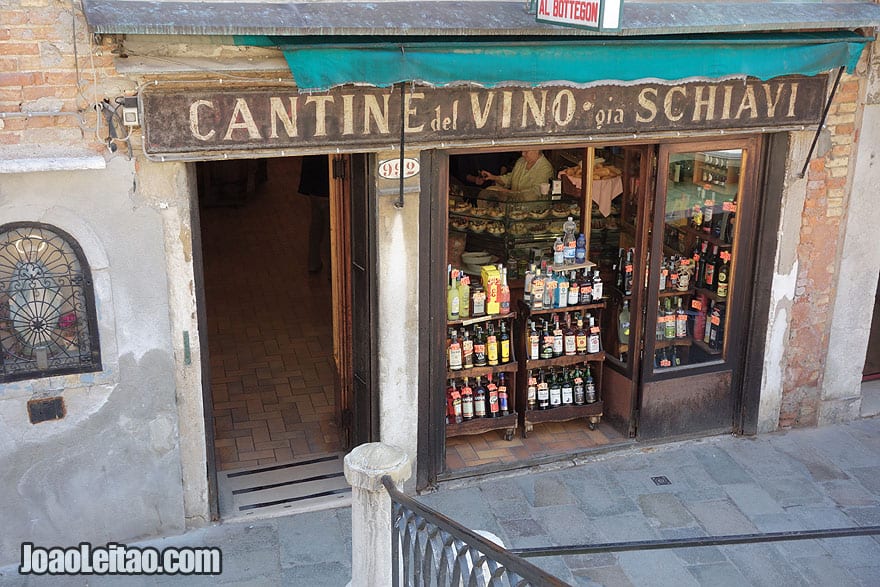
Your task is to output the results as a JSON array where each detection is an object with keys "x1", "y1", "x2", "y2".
[
  {"x1": 446, "y1": 380, "x2": 462, "y2": 424},
  {"x1": 497, "y1": 372, "x2": 510, "y2": 416},
  {"x1": 485, "y1": 374, "x2": 499, "y2": 418},
  {"x1": 460, "y1": 378, "x2": 474, "y2": 421}
]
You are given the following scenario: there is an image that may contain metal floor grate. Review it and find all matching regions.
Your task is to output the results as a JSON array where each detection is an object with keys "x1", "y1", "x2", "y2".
[{"x1": 218, "y1": 452, "x2": 351, "y2": 519}]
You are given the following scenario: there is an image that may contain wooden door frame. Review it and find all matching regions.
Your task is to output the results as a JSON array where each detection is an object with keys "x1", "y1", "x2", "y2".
[
  {"x1": 191, "y1": 164, "x2": 220, "y2": 521},
  {"x1": 418, "y1": 149, "x2": 449, "y2": 491},
  {"x1": 330, "y1": 154, "x2": 355, "y2": 447},
  {"x1": 638, "y1": 136, "x2": 763, "y2": 439}
]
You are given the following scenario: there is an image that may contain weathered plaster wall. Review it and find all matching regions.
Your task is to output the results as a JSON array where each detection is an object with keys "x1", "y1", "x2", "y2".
[
  {"x1": 757, "y1": 130, "x2": 812, "y2": 433},
  {"x1": 0, "y1": 157, "x2": 186, "y2": 566},
  {"x1": 135, "y1": 157, "x2": 210, "y2": 527},
  {"x1": 375, "y1": 150, "x2": 420, "y2": 477},
  {"x1": 821, "y1": 40, "x2": 880, "y2": 422}
]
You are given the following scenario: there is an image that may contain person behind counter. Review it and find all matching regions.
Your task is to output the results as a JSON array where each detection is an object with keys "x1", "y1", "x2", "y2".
[{"x1": 480, "y1": 150, "x2": 554, "y2": 201}]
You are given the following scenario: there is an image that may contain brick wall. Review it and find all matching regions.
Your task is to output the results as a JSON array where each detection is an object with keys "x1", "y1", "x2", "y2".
[
  {"x1": 0, "y1": 0, "x2": 120, "y2": 151},
  {"x1": 780, "y1": 64, "x2": 867, "y2": 428}
]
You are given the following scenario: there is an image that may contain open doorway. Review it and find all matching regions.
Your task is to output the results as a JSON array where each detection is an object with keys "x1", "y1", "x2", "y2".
[{"x1": 197, "y1": 156, "x2": 351, "y2": 518}]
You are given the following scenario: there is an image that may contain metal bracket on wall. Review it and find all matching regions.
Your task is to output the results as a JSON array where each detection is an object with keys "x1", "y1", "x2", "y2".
[{"x1": 798, "y1": 66, "x2": 845, "y2": 179}]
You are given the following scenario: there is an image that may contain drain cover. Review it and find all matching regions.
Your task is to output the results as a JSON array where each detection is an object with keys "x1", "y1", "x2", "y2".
[{"x1": 651, "y1": 476, "x2": 671, "y2": 486}]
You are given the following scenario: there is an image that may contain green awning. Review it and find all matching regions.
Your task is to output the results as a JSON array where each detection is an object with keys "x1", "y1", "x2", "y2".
[{"x1": 236, "y1": 32, "x2": 869, "y2": 91}]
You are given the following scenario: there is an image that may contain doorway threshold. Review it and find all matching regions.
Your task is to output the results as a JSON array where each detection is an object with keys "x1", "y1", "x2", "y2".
[
  {"x1": 218, "y1": 452, "x2": 351, "y2": 521},
  {"x1": 434, "y1": 437, "x2": 637, "y2": 491}
]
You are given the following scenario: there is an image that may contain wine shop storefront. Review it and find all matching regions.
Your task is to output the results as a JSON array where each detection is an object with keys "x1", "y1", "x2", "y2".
[{"x1": 84, "y1": 1, "x2": 880, "y2": 505}]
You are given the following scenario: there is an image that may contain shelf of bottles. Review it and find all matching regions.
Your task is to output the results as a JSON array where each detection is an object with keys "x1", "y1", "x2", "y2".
[
  {"x1": 517, "y1": 256, "x2": 606, "y2": 434},
  {"x1": 445, "y1": 265, "x2": 519, "y2": 439},
  {"x1": 653, "y1": 150, "x2": 740, "y2": 372}
]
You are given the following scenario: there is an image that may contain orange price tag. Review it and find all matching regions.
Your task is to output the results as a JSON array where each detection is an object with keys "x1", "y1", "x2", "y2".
[
  {"x1": 723, "y1": 201, "x2": 738, "y2": 213},
  {"x1": 692, "y1": 299, "x2": 702, "y2": 311},
  {"x1": 660, "y1": 360, "x2": 671, "y2": 367},
  {"x1": 720, "y1": 251, "x2": 732, "y2": 262},
  {"x1": 711, "y1": 315, "x2": 721, "y2": 326},
  {"x1": 591, "y1": 327, "x2": 601, "y2": 334}
]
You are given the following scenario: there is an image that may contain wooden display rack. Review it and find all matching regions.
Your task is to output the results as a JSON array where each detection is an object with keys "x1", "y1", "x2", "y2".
[
  {"x1": 445, "y1": 312, "x2": 519, "y2": 441},
  {"x1": 516, "y1": 298, "x2": 606, "y2": 436}
]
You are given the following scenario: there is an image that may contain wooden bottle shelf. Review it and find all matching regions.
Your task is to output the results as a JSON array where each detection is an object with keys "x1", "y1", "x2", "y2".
[
  {"x1": 521, "y1": 300, "x2": 606, "y2": 316},
  {"x1": 524, "y1": 401, "x2": 603, "y2": 426},
  {"x1": 524, "y1": 352, "x2": 605, "y2": 370},
  {"x1": 692, "y1": 339, "x2": 723, "y2": 356},
  {"x1": 446, "y1": 412, "x2": 518, "y2": 439},
  {"x1": 447, "y1": 311, "x2": 517, "y2": 327},
  {"x1": 447, "y1": 361, "x2": 518, "y2": 379}
]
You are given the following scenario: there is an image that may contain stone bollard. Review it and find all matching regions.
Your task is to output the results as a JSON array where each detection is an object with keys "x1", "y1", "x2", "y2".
[{"x1": 344, "y1": 442, "x2": 412, "y2": 587}]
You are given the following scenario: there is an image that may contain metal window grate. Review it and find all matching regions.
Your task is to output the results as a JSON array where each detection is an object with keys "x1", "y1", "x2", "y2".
[{"x1": 0, "y1": 223, "x2": 101, "y2": 382}]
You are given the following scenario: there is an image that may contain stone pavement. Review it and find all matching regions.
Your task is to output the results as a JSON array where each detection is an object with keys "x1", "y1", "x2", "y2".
[{"x1": 2, "y1": 417, "x2": 879, "y2": 586}]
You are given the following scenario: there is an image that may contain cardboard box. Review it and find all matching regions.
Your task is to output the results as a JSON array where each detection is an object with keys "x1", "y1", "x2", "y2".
[{"x1": 481, "y1": 265, "x2": 501, "y2": 315}]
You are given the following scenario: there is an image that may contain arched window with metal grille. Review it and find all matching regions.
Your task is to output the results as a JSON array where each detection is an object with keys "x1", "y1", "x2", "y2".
[{"x1": 0, "y1": 223, "x2": 101, "y2": 383}]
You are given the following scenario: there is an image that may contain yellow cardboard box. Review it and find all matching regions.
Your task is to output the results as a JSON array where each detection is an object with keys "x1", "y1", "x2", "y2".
[{"x1": 481, "y1": 265, "x2": 501, "y2": 315}]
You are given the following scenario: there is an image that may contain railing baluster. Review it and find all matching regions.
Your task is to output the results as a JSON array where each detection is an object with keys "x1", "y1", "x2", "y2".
[{"x1": 382, "y1": 476, "x2": 569, "y2": 587}]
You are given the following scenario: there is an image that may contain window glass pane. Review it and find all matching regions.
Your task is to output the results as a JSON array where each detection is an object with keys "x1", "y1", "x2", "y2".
[{"x1": 654, "y1": 150, "x2": 741, "y2": 372}]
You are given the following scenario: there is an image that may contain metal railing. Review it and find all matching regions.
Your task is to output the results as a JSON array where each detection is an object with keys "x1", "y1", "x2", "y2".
[
  {"x1": 382, "y1": 475, "x2": 570, "y2": 587},
  {"x1": 510, "y1": 525, "x2": 880, "y2": 557}
]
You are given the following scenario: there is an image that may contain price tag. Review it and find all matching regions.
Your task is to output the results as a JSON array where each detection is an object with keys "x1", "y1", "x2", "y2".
[
  {"x1": 723, "y1": 201, "x2": 738, "y2": 213},
  {"x1": 720, "y1": 251, "x2": 732, "y2": 262},
  {"x1": 590, "y1": 327, "x2": 601, "y2": 334},
  {"x1": 711, "y1": 315, "x2": 721, "y2": 326},
  {"x1": 692, "y1": 299, "x2": 702, "y2": 311},
  {"x1": 660, "y1": 360, "x2": 672, "y2": 367}
]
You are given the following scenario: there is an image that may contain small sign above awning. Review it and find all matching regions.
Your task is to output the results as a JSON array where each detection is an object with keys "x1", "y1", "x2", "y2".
[
  {"x1": 237, "y1": 32, "x2": 869, "y2": 91},
  {"x1": 535, "y1": 0, "x2": 623, "y2": 31}
]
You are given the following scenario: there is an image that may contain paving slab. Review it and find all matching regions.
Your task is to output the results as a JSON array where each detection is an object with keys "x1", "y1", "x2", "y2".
[
  {"x1": 573, "y1": 564, "x2": 635, "y2": 587},
  {"x1": 722, "y1": 482, "x2": 787, "y2": 518},
  {"x1": 686, "y1": 499, "x2": 758, "y2": 535},
  {"x1": 617, "y1": 549, "x2": 700, "y2": 587},
  {"x1": 638, "y1": 493, "x2": 697, "y2": 529},
  {"x1": 822, "y1": 479, "x2": 879, "y2": 507},
  {"x1": 685, "y1": 561, "x2": 752, "y2": 587},
  {"x1": 794, "y1": 554, "x2": 861, "y2": 585},
  {"x1": 723, "y1": 543, "x2": 808, "y2": 587}
]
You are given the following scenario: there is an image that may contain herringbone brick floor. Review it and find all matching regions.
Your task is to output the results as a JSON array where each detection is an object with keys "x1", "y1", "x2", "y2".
[
  {"x1": 445, "y1": 419, "x2": 626, "y2": 471},
  {"x1": 200, "y1": 157, "x2": 343, "y2": 471}
]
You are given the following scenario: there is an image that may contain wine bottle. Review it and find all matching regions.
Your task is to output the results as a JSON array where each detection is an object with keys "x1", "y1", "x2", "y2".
[
  {"x1": 486, "y1": 322, "x2": 499, "y2": 367},
  {"x1": 460, "y1": 378, "x2": 474, "y2": 420},
  {"x1": 497, "y1": 372, "x2": 510, "y2": 416},
  {"x1": 499, "y1": 321, "x2": 511, "y2": 364},
  {"x1": 561, "y1": 368, "x2": 574, "y2": 405},
  {"x1": 485, "y1": 374, "x2": 499, "y2": 418},
  {"x1": 473, "y1": 377, "x2": 487, "y2": 418},
  {"x1": 462, "y1": 328, "x2": 474, "y2": 369},
  {"x1": 584, "y1": 366, "x2": 597, "y2": 404},
  {"x1": 675, "y1": 297, "x2": 688, "y2": 339},
  {"x1": 548, "y1": 369, "x2": 562, "y2": 408},
  {"x1": 448, "y1": 329, "x2": 463, "y2": 370},
  {"x1": 537, "y1": 370, "x2": 550, "y2": 410}
]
